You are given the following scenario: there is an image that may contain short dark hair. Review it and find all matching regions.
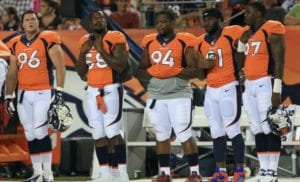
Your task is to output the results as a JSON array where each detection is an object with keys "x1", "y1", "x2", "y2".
[
  {"x1": 21, "y1": 10, "x2": 39, "y2": 23},
  {"x1": 202, "y1": 8, "x2": 224, "y2": 21},
  {"x1": 155, "y1": 9, "x2": 176, "y2": 22},
  {"x1": 89, "y1": 9, "x2": 105, "y2": 20},
  {"x1": 248, "y1": 2, "x2": 266, "y2": 18}
]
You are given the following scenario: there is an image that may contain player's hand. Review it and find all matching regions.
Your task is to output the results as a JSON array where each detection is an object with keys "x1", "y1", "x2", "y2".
[
  {"x1": 271, "y1": 92, "x2": 281, "y2": 108},
  {"x1": 93, "y1": 37, "x2": 104, "y2": 53},
  {"x1": 240, "y1": 29, "x2": 253, "y2": 43},
  {"x1": 5, "y1": 95, "x2": 16, "y2": 117},
  {"x1": 52, "y1": 88, "x2": 64, "y2": 105},
  {"x1": 81, "y1": 40, "x2": 93, "y2": 54},
  {"x1": 197, "y1": 52, "x2": 215, "y2": 69}
]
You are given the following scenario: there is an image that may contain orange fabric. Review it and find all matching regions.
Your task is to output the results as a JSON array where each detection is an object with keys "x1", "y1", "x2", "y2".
[
  {"x1": 194, "y1": 26, "x2": 245, "y2": 87},
  {"x1": 141, "y1": 33, "x2": 195, "y2": 79},
  {"x1": 0, "y1": 40, "x2": 10, "y2": 57},
  {"x1": 7, "y1": 31, "x2": 61, "y2": 90},
  {"x1": 244, "y1": 21, "x2": 285, "y2": 80},
  {"x1": 96, "y1": 95, "x2": 107, "y2": 113},
  {"x1": 78, "y1": 31, "x2": 129, "y2": 88}
]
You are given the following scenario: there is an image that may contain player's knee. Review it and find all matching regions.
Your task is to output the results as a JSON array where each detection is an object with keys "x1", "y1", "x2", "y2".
[
  {"x1": 225, "y1": 125, "x2": 241, "y2": 139},
  {"x1": 35, "y1": 126, "x2": 48, "y2": 140},
  {"x1": 105, "y1": 128, "x2": 120, "y2": 139},
  {"x1": 92, "y1": 129, "x2": 106, "y2": 140},
  {"x1": 210, "y1": 126, "x2": 225, "y2": 139},
  {"x1": 260, "y1": 121, "x2": 271, "y2": 135},
  {"x1": 156, "y1": 131, "x2": 172, "y2": 142},
  {"x1": 250, "y1": 124, "x2": 263, "y2": 135},
  {"x1": 175, "y1": 129, "x2": 192, "y2": 143},
  {"x1": 257, "y1": 94, "x2": 271, "y2": 114},
  {"x1": 23, "y1": 124, "x2": 36, "y2": 141}
]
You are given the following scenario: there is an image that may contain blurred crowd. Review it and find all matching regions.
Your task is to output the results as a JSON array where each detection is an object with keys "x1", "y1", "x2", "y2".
[{"x1": 0, "y1": 0, "x2": 300, "y2": 32}]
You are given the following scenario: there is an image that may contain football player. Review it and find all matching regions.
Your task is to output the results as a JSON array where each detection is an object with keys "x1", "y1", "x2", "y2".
[
  {"x1": 5, "y1": 10, "x2": 66, "y2": 182},
  {"x1": 194, "y1": 8, "x2": 246, "y2": 182},
  {"x1": 75, "y1": 10, "x2": 130, "y2": 181},
  {"x1": 236, "y1": 2, "x2": 286, "y2": 181},
  {"x1": 135, "y1": 9, "x2": 204, "y2": 182},
  {"x1": 0, "y1": 40, "x2": 10, "y2": 98}
]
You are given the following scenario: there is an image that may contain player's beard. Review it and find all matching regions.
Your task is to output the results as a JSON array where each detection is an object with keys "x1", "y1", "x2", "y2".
[
  {"x1": 207, "y1": 22, "x2": 220, "y2": 35},
  {"x1": 94, "y1": 28, "x2": 106, "y2": 35}
]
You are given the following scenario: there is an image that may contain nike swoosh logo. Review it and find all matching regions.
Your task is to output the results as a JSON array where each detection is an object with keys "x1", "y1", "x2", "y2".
[
  {"x1": 259, "y1": 85, "x2": 264, "y2": 88},
  {"x1": 225, "y1": 89, "x2": 230, "y2": 92}
]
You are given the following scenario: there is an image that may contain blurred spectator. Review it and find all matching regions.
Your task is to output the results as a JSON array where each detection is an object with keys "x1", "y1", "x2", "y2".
[
  {"x1": 281, "y1": 0, "x2": 295, "y2": 11},
  {"x1": 60, "y1": 18, "x2": 82, "y2": 30},
  {"x1": 95, "y1": 0, "x2": 117, "y2": 15},
  {"x1": 110, "y1": 0, "x2": 140, "y2": 28},
  {"x1": 226, "y1": 0, "x2": 251, "y2": 26},
  {"x1": 1, "y1": 7, "x2": 21, "y2": 31},
  {"x1": 284, "y1": 1, "x2": 300, "y2": 25},
  {"x1": 39, "y1": 0, "x2": 63, "y2": 30},
  {"x1": 0, "y1": 0, "x2": 33, "y2": 18},
  {"x1": 263, "y1": 0, "x2": 287, "y2": 23}
]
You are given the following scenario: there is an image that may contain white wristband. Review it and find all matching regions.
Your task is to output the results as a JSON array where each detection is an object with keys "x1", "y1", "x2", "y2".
[
  {"x1": 237, "y1": 40, "x2": 245, "y2": 53},
  {"x1": 56, "y1": 87, "x2": 64, "y2": 91},
  {"x1": 273, "y1": 78, "x2": 282, "y2": 93},
  {"x1": 5, "y1": 94, "x2": 15, "y2": 99}
]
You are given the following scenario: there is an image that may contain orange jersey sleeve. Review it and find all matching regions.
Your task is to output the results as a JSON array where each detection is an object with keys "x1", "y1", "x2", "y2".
[
  {"x1": 40, "y1": 31, "x2": 62, "y2": 48},
  {"x1": 223, "y1": 25, "x2": 248, "y2": 48},
  {"x1": 7, "y1": 35, "x2": 21, "y2": 55},
  {"x1": 103, "y1": 31, "x2": 129, "y2": 52},
  {"x1": 0, "y1": 40, "x2": 11, "y2": 57},
  {"x1": 141, "y1": 33, "x2": 156, "y2": 48},
  {"x1": 78, "y1": 34, "x2": 90, "y2": 49},
  {"x1": 264, "y1": 20, "x2": 286, "y2": 39}
]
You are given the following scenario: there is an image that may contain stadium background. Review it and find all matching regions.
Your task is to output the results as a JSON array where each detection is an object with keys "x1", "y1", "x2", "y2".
[{"x1": 1, "y1": 0, "x2": 300, "y2": 181}]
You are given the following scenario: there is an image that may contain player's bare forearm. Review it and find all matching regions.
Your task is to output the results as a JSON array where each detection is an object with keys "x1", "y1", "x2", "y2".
[
  {"x1": 270, "y1": 34, "x2": 285, "y2": 79},
  {"x1": 176, "y1": 67, "x2": 198, "y2": 79},
  {"x1": 75, "y1": 52, "x2": 88, "y2": 81},
  {"x1": 177, "y1": 47, "x2": 198, "y2": 79},
  {"x1": 94, "y1": 43, "x2": 128, "y2": 73},
  {"x1": 135, "y1": 69, "x2": 152, "y2": 82},
  {"x1": 49, "y1": 44, "x2": 66, "y2": 88},
  {"x1": 234, "y1": 52, "x2": 245, "y2": 71},
  {"x1": 5, "y1": 55, "x2": 18, "y2": 95}
]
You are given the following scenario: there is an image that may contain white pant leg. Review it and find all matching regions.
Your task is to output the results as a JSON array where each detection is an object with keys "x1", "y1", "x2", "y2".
[
  {"x1": 103, "y1": 84, "x2": 123, "y2": 139},
  {"x1": 147, "y1": 99, "x2": 172, "y2": 142},
  {"x1": 17, "y1": 90, "x2": 35, "y2": 141},
  {"x1": 85, "y1": 87, "x2": 105, "y2": 140},
  {"x1": 32, "y1": 90, "x2": 51, "y2": 140},
  {"x1": 218, "y1": 82, "x2": 242, "y2": 139},
  {"x1": 255, "y1": 77, "x2": 272, "y2": 134},
  {"x1": 204, "y1": 86, "x2": 225, "y2": 139},
  {"x1": 168, "y1": 98, "x2": 193, "y2": 143}
]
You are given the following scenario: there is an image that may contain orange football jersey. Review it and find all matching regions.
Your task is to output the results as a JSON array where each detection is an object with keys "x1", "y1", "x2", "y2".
[
  {"x1": 7, "y1": 31, "x2": 61, "y2": 90},
  {"x1": 244, "y1": 20, "x2": 285, "y2": 80},
  {"x1": 0, "y1": 40, "x2": 10, "y2": 57},
  {"x1": 141, "y1": 32, "x2": 195, "y2": 79},
  {"x1": 78, "y1": 31, "x2": 129, "y2": 88},
  {"x1": 194, "y1": 26, "x2": 245, "y2": 87}
]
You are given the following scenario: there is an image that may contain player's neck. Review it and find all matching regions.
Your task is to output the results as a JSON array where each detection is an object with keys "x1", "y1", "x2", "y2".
[
  {"x1": 25, "y1": 30, "x2": 39, "y2": 40},
  {"x1": 252, "y1": 20, "x2": 265, "y2": 32},
  {"x1": 160, "y1": 31, "x2": 176, "y2": 41},
  {"x1": 208, "y1": 28, "x2": 222, "y2": 39},
  {"x1": 93, "y1": 30, "x2": 107, "y2": 38}
]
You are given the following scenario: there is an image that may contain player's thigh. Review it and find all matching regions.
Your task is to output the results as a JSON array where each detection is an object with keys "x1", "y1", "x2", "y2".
[
  {"x1": 146, "y1": 99, "x2": 172, "y2": 141},
  {"x1": 17, "y1": 91, "x2": 34, "y2": 141},
  {"x1": 103, "y1": 86, "x2": 123, "y2": 138},
  {"x1": 204, "y1": 94, "x2": 225, "y2": 139},
  {"x1": 256, "y1": 79, "x2": 272, "y2": 121},
  {"x1": 33, "y1": 90, "x2": 51, "y2": 139},
  {"x1": 242, "y1": 91, "x2": 262, "y2": 135},
  {"x1": 220, "y1": 86, "x2": 242, "y2": 138},
  {"x1": 168, "y1": 98, "x2": 193, "y2": 142}
]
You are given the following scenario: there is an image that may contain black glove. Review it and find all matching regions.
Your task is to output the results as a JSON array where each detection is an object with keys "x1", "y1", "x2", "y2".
[
  {"x1": 5, "y1": 95, "x2": 16, "y2": 117},
  {"x1": 52, "y1": 89, "x2": 64, "y2": 105}
]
